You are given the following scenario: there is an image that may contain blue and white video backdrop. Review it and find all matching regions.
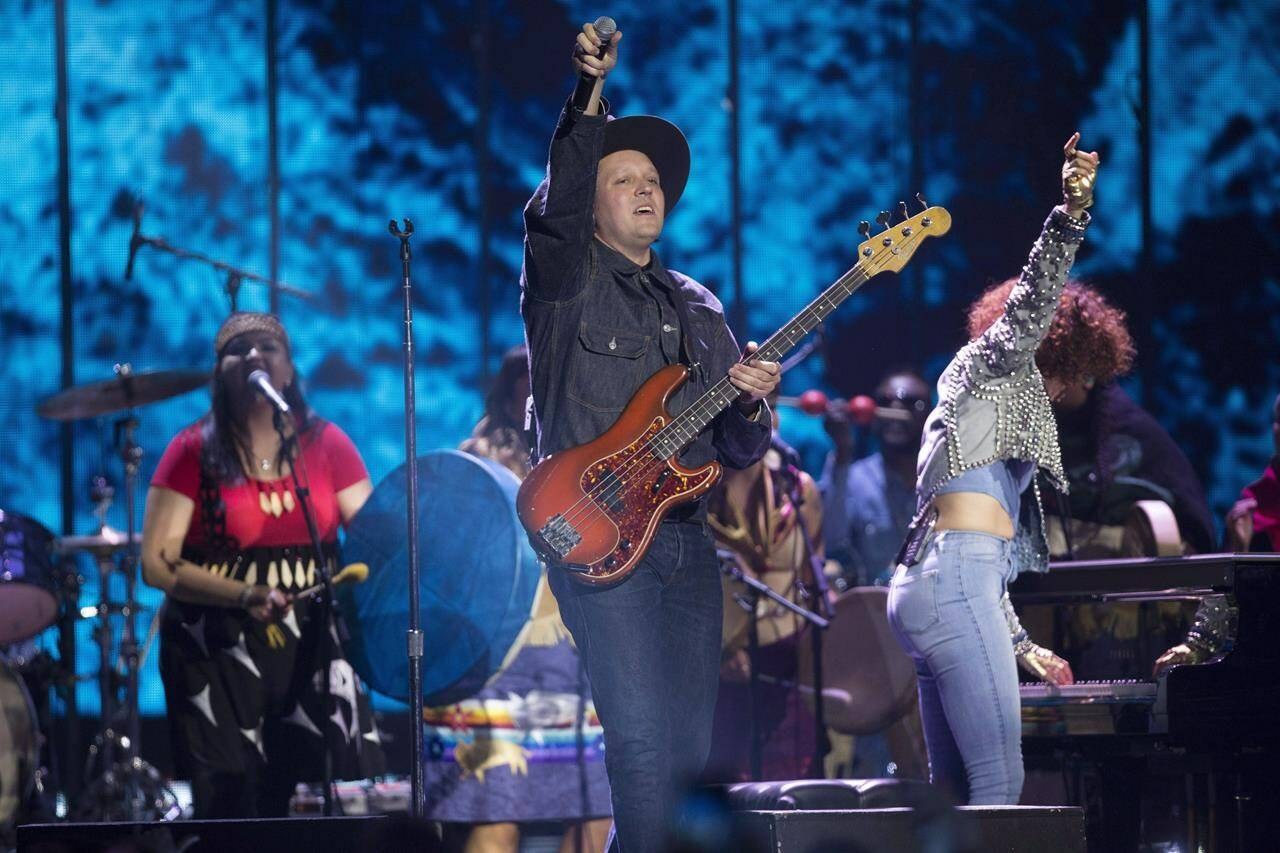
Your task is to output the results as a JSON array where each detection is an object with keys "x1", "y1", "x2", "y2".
[{"x1": 0, "y1": 0, "x2": 1276, "y2": 715}]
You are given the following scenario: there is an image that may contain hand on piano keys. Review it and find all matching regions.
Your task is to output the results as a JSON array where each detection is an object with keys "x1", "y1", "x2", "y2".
[
  {"x1": 1017, "y1": 644, "x2": 1075, "y2": 686},
  {"x1": 1151, "y1": 643, "x2": 1202, "y2": 678}
]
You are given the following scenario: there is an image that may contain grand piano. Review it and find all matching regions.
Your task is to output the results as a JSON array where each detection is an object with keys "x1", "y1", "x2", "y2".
[
  {"x1": 1011, "y1": 552, "x2": 1280, "y2": 746},
  {"x1": 1009, "y1": 553, "x2": 1280, "y2": 849}
]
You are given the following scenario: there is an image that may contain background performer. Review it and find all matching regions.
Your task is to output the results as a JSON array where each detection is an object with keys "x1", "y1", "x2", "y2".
[
  {"x1": 706, "y1": 391, "x2": 822, "y2": 782},
  {"x1": 963, "y1": 279, "x2": 1214, "y2": 557},
  {"x1": 820, "y1": 368, "x2": 931, "y2": 589},
  {"x1": 141, "y1": 312, "x2": 384, "y2": 818},
  {"x1": 428, "y1": 345, "x2": 612, "y2": 853}
]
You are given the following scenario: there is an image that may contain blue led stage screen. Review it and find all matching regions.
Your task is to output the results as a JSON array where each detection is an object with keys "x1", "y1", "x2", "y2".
[{"x1": 0, "y1": 0, "x2": 1274, "y2": 716}]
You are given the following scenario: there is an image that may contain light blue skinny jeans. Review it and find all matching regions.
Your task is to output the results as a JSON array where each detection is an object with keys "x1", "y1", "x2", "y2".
[{"x1": 886, "y1": 529, "x2": 1023, "y2": 805}]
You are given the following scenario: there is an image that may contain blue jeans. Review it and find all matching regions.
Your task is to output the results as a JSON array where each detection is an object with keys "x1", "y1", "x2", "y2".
[
  {"x1": 886, "y1": 530, "x2": 1023, "y2": 805},
  {"x1": 548, "y1": 521, "x2": 723, "y2": 853}
]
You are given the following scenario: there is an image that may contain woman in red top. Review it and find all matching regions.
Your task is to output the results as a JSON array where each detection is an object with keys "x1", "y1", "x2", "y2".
[{"x1": 141, "y1": 312, "x2": 383, "y2": 818}]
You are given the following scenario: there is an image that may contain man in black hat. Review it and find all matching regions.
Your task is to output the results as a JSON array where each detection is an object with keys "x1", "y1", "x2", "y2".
[{"x1": 520, "y1": 20, "x2": 780, "y2": 851}]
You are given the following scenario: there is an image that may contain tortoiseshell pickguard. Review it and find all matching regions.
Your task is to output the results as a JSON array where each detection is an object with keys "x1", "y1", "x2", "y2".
[{"x1": 570, "y1": 417, "x2": 718, "y2": 582}]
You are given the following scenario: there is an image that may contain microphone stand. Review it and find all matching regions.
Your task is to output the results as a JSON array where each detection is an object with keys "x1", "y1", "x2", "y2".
[
  {"x1": 389, "y1": 219, "x2": 425, "y2": 819},
  {"x1": 272, "y1": 409, "x2": 342, "y2": 817},
  {"x1": 784, "y1": 467, "x2": 835, "y2": 778},
  {"x1": 718, "y1": 554, "x2": 829, "y2": 781},
  {"x1": 124, "y1": 203, "x2": 314, "y2": 309},
  {"x1": 114, "y1": 411, "x2": 144, "y2": 814}
]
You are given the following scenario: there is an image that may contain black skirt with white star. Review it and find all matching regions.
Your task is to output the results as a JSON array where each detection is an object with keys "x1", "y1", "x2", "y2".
[{"x1": 159, "y1": 579, "x2": 386, "y2": 818}]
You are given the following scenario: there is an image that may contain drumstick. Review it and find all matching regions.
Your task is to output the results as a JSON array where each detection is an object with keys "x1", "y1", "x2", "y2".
[{"x1": 295, "y1": 562, "x2": 369, "y2": 598}]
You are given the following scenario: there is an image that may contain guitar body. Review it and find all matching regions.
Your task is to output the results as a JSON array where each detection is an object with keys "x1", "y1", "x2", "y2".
[{"x1": 516, "y1": 364, "x2": 722, "y2": 586}]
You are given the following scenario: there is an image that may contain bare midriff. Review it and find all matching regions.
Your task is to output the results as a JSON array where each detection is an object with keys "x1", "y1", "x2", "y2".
[{"x1": 932, "y1": 492, "x2": 1015, "y2": 539}]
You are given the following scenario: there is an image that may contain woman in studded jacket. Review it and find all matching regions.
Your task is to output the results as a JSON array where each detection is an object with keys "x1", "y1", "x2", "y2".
[
  {"x1": 141, "y1": 312, "x2": 384, "y2": 818},
  {"x1": 886, "y1": 134, "x2": 1099, "y2": 806}
]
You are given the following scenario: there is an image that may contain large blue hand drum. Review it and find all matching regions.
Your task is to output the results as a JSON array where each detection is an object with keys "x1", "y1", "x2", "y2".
[{"x1": 340, "y1": 450, "x2": 541, "y2": 705}]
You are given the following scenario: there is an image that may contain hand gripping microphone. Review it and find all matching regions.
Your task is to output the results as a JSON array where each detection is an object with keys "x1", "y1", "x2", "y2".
[
  {"x1": 571, "y1": 16, "x2": 617, "y2": 113},
  {"x1": 248, "y1": 369, "x2": 291, "y2": 414}
]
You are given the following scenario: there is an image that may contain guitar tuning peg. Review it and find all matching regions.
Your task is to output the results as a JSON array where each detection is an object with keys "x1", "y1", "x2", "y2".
[
  {"x1": 916, "y1": 192, "x2": 929, "y2": 210},
  {"x1": 858, "y1": 220, "x2": 872, "y2": 239},
  {"x1": 876, "y1": 211, "x2": 892, "y2": 230},
  {"x1": 898, "y1": 201, "x2": 910, "y2": 221}
]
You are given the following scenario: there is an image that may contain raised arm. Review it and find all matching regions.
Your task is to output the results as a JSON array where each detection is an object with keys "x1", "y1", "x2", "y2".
[
  {"x1": 520, "y1": 23, "x2": 622, "y2": 303},
  {"x1": 969, "y1": 134, "x2": 1099, "y2": 381}
]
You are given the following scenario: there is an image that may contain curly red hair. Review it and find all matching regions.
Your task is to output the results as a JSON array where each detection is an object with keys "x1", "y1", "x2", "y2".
[{"x1": 966, "y1": 279, "x2": 1136, "y2": 383}]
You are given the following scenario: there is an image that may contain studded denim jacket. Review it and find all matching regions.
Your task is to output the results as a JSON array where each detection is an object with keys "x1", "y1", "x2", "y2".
[{"x1": 914, "y1": 207, "x2": 1090, "y2": 574}]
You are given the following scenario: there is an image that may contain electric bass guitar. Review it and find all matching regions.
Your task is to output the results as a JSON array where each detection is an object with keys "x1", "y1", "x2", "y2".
[{"x1": 517, "y1": 200, "x2": 951, "y2": 585}]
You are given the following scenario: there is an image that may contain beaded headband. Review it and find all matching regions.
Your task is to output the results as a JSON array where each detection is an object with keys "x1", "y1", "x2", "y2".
[{"x1": 213, "y1": 312, "x2": 290, "y2": 357}]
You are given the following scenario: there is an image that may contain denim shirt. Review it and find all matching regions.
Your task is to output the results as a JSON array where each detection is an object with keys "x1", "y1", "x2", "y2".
[
  {"x1": 520, "y1": 99, "x2": 771, "y2": 505},
  {"x1": 914, "y1": 207, "x2": 1090, "y2": 572},
  {"x1": 819, "y1": 451, "x2": 916, "y2": 586}
]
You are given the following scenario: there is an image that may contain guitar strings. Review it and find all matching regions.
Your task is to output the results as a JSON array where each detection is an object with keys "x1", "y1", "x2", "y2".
[
  {"x1": 554, "y1": 254, "x2": 880, "y2": 539},
  {"x1": 553, "y1": 240, "x2": 896, "y2": 532},
  {"x1": 552, "y1": 233, "x2": 909, "y2": 547},
  {"x1": 555, "y1": 279, "x2": 865, "y2": 535},
  {"x1": 549, "y1": 228, "x2": 926, "y2": 562}
]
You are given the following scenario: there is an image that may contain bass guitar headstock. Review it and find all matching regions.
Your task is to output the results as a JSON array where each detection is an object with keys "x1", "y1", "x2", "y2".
[{"x1": 855, "y1": 194, "x2": 952, "y2": 276}]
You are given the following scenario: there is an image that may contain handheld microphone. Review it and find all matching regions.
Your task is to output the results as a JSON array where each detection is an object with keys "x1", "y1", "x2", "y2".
[
  {"x1": 571, "y1": 16, "x2": 617, "y2": 113},
  {"x1": 248, "y1": 369, "x2": 291, "y2": 414},
  {"x1": 124, "y1": 203, "x2": 144, "y2": 281}
]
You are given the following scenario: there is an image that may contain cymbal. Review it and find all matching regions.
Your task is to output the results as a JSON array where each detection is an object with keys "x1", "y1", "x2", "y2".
[
  {"x1": 37, "y1": 369, "x2": 208, "y2": 421},
  {"x1": 55, "y1": 526, "x2": 142, "y2": 555}
]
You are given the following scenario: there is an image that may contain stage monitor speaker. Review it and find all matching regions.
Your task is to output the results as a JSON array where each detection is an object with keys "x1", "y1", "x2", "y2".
[{"x1": 18, "y1": 814, "x2": 445, "y2": 852}]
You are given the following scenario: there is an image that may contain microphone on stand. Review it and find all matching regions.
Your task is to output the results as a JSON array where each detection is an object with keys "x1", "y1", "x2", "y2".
[
  {"x1": 778, "y1": 390, "x2": 912, "y2": 426},
  {"x1": 124, "y1": 203, "x2": 144, "y2": 281},
  {"x1": 571, "y1": 15, "x2": 617, "y2": 113},
  {"x1": 248, "y1": 369, "x2": 291, "y2": 414}
]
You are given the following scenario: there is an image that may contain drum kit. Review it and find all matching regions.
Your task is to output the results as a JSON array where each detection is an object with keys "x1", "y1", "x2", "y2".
[{"x1": 0, "y1": 364, "x2": 206, "y2": 827}]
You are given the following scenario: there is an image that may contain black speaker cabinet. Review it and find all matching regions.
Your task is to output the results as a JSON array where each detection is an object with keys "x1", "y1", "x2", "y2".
[{"x1": 732, "y1": 804, "x2": 1086, "y2": 853}]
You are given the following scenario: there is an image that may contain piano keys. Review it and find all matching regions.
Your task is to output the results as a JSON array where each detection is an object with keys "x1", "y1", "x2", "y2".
[
  {"x1": 1020, "y1": 680, "x2": 1157, "y2": 738},
  {"x1": 1010, "y1": 552, "x2": 1280, "y2": 750}
]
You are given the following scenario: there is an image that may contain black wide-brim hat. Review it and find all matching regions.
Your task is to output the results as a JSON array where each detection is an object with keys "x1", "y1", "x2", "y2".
[{"x1": 603, "y1": 114, "x2": 691, "y2": 214}]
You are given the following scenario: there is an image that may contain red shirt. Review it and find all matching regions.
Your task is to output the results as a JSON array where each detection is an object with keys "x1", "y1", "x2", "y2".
[
  {"x1": 1242, "y1": 460, "x2": 1280, "y2": 551},
  {"x1": 151, "y1": 420, "x2": 368, "y2": 549}
]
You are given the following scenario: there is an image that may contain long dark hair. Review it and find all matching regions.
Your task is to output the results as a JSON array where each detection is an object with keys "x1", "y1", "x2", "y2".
[
  {"x1": 484, "y1": 344, "x2": 530, "y2": 433},
  {"x1": 199, "y1": 368, "x2": 315, "y2": 485}
]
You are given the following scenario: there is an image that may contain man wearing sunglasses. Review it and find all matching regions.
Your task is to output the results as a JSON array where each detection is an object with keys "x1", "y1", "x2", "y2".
[{"x1": 820, "y1": 369, "x2": 932, "y2": 588}]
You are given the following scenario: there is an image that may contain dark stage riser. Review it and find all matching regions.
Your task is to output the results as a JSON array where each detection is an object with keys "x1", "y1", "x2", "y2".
[
  {"x1": 17, "y1": 814, "x2": 446, "y2": 852},
  {"x1": 733, "y1": 805, "x2": 1086, "y2": 853}
]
